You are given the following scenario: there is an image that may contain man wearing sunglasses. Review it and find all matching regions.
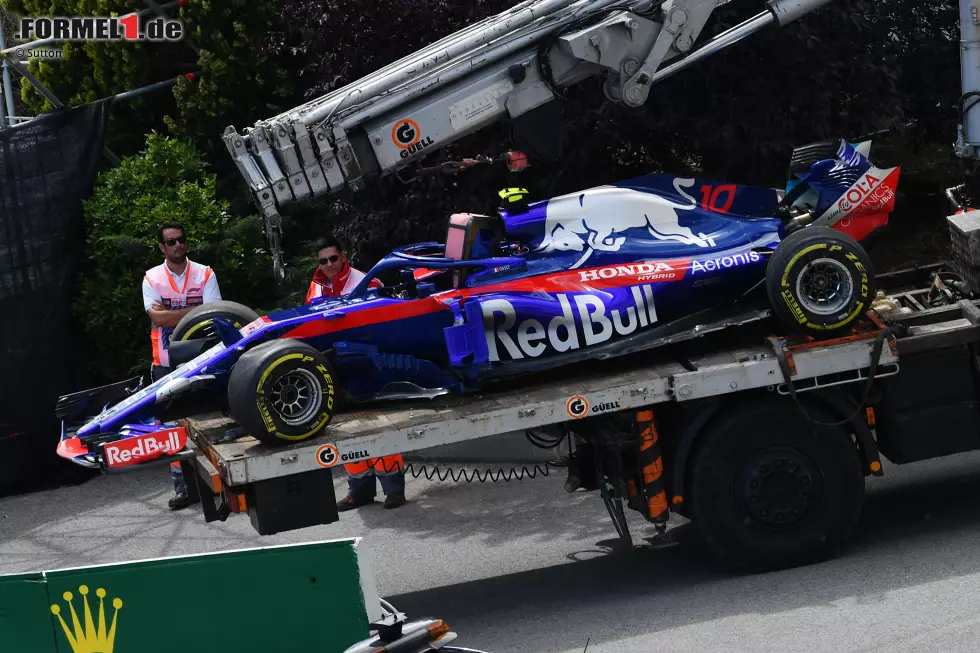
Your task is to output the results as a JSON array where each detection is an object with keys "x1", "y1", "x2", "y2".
[
  {"x1": 305, "y1": 237, "x2": 406, "y2": 510},
  {"x1": 305, "y1": 236, "x2": 384, "y2": 301},
  {"x1": 142, "y1": 221, "x2": 222, "y2": 510}
]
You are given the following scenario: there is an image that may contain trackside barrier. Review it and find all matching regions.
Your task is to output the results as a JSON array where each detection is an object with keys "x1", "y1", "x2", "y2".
[{"x1": 0, "y1": 538, "x2": 382, "y2": 653}]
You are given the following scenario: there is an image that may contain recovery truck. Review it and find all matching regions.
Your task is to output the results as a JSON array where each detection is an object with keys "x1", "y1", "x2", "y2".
[{"x1": 147, "y1": 0, "x2": 980, "y2": 571}]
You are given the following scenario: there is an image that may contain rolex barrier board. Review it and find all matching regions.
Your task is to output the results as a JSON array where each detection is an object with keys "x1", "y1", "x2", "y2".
[{"x1": 0, "y1": 538, "x2": 380, "y2": 653}]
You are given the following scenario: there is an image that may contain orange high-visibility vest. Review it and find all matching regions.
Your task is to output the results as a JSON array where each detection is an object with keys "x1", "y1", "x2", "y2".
[
  {"x1": 306, "y1": 263, "x2": 381, "y2": 303},
  {"x1": 144, "y1": 260, "x2": 214, "y2": 367}
]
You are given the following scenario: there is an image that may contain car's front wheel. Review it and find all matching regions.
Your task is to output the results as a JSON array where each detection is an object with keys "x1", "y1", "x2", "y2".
[{"x1": 227, "y1": 340, "x2": 342, "y2": 446}]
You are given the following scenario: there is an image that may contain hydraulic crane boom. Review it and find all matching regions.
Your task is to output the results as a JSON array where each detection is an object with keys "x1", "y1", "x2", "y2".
[{"x1": 222, "y1": 0, "x2": 837, "y2": 279}]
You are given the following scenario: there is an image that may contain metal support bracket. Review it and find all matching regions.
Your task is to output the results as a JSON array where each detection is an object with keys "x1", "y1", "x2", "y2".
[
  {"x1": 597, "y1": 459, "x2": 633, "y2": 547},
  {"x1": 313, "y1": 123, "x2": 347, "y2": 191},
  {"x1": 620, "y1": 0, "x2": 718, "y2": 107},
  {"x1": 222, "y1": 126, "x2": 275, "y2": 197},
  {"x1": 269, "y1": 120, "x2": 312, "y2": 200},
  {"x1": 262, "y1": 208, "x2": 286, "y2": 283},
  {"x1": 291, "y1": 122, "x2": 332, "y2": 196},
  {"x1": 332, "y1": 126, "x2": 365, "y2": 193},
  {"x1": 247, "y1": 125, "x2": 292, "y2": 205}
]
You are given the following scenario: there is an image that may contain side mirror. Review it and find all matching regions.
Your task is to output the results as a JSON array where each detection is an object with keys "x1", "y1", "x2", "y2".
[{"x1": 465, "y1": 257, "x2": 528, "y2": 285}]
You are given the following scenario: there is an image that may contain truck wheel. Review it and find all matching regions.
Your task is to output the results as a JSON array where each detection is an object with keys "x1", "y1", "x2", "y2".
[
  {"x1": 172, "y1": 301, "x2": 260, "y2": 343},
  {"x1": 227, "y1": 340, "x2": 342, "y2": 446},
  {"x1": 687, "y1": 398, "x2": 865, "y2": 571},
  {"x1": 766, "y1": 226, "x2": 874, "y2": 336}
]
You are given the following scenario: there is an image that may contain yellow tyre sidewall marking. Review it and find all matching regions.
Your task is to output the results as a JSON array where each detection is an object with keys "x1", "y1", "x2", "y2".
[
  {"x1": 255, "y1": 352, "x2": 334, "y2": 441},
  {"x1": 780, "y1": 243, "x2": 826, "y2": 288},
  {"x1": 180, "y1": 318, "x2": 245, "y2": 340},
  {"x1": 181, "y1": 319, "x2": 213, "y2": 340}
]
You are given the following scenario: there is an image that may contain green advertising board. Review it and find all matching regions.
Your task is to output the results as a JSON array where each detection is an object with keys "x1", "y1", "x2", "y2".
[{"x1": 0, "y1": 538, "x2": 379, "y2": 653}]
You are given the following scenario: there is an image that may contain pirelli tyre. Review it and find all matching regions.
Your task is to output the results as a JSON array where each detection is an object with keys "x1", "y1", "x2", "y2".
[
  {"x1": 766, "y1": 226, "x2": 875, "y2": 336},
  {"x1": 227, "y1": 339, "x2": 341, "y2": 446},
  {"x1": 172, "y1": 300, "x2": 260, "y2": 343}
]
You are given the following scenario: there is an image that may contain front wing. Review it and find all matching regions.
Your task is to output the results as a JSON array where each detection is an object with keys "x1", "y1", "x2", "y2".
[{"x1": 57, "y1": 421, "x2": 190, "y2": 472}]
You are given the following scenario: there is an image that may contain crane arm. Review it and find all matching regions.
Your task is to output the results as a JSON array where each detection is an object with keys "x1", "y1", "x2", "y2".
[{"x1": 221, "y1": 0, "x2": 838, "y2": 279}]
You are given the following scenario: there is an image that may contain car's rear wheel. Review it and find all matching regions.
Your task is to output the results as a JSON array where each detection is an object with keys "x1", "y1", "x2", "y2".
[
  {"x1": 766, "y1": 226, "x2": 874, "y2": 336},
  {"x1": 172, "y1": 300, "x2": 260, "y2": 344},
  {"x1": 227, "y1": 339, "x2": 342, "y2": 446}
]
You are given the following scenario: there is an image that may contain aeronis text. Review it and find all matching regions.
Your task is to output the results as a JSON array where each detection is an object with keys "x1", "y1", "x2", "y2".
[{"x1": 690, "y1": 250, "x2": 762, "y2": 274}]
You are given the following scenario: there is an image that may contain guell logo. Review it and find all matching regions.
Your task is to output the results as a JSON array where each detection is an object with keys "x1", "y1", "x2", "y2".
[{"x1": 18, "y1": 14, "x2": 184, "y2": 42}]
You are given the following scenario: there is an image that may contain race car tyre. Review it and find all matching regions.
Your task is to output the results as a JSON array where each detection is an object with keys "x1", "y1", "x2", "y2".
[
  {"x1": 227, "y1": 339, "x2": 341, "y2": 446},
  {"x1": 172, "y1": 300, "x2": 260, "y2": 343},
  {"x1": 766, "y1": 226, "x2": 875, "y2": 336},
  {"x1": 687, "y1": 397, "x2": 865, "y2": 572}
]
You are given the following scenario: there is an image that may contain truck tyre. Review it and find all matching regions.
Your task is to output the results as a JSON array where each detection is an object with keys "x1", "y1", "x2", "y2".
[
  {"x1": 172, "y1": 300, "x2": 260, "y2": 343},
  {"x1": 227, "y1": 339, "x2": 341, "y2": 446},
  {"x1": 766, "y1": 226, "x2": 874, "y2": 336},
  {"x1": 687, "y1": 398, "x2": 865, "y2": 571}
]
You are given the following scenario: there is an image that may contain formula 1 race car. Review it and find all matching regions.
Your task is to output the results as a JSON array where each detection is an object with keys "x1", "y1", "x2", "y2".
[{"x1": 56, "y1": 137, "x2": 898, "y2": 466}]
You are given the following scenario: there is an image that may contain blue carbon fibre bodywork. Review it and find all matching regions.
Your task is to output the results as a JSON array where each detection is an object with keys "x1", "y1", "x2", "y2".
[{"x1": 60, "y1": 139, "x2": 900, "y2": 461}]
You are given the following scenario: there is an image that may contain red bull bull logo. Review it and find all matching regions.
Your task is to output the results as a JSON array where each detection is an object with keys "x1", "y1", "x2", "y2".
[{"x1": 536, "y1": 184, "x2": 718, "y2": 268}]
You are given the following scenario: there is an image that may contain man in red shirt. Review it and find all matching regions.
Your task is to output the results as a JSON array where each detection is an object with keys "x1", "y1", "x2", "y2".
[
  {"x1": 305, "y1": 237, "x2": 406, "y2": 510},
  {"x1": 306, "y1": 236, "x2": 382, "y2": 302}
]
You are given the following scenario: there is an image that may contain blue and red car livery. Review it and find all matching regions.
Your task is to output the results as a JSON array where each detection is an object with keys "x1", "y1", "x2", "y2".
[{"x1": 56, "y1": 137, "x2": 899, "y2": 463}]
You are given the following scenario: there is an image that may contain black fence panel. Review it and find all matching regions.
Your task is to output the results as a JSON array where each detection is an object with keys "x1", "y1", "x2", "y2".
[{"x1": 0, "y1": 100, "x2": 111, "y2": 493}]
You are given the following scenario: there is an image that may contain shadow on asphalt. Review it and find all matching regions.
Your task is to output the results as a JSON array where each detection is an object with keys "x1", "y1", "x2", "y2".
[
  {"x1": 356, "y1": 465, "x2": 623, "y2": 547},
  {"x1": 0, "y1": 445, "x2": 100, "y2": 499},
  {"x1": 7, "y1": 449, "x2": 980, "y2": 652},
  {"x1": 0, "y1": 466, "x2": 222, "y2": 571},
  {"x1": 386, "y1": 459, "x2": 980, "y2": 652}
]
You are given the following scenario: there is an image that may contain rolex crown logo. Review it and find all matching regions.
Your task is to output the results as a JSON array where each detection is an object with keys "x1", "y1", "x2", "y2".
[{"x1": 50, "y1": 584, "x2": 123, "y2": 653}]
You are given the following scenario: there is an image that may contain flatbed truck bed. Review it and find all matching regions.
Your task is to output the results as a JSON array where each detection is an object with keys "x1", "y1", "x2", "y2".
[
  {"x1": 191, "y1": 321, "x2": 900, "y2": 487},
  {"x1": 176, "y1": 264, "x2": 980, "y2": 571}
]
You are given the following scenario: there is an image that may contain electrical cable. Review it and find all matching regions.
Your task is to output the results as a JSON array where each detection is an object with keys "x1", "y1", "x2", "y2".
[
  {"x1": 357, "y1": 439, "x2": 567, "y2": 483},
  {"x1": 405, "y1": 461, "x2": 560, "y2": 483},
  {"x1": 960, "y1": 91, "x2": 980, "y2": 123},
  {"x1": 524, "y1": 426, "x2": 569, "y2": 449}
]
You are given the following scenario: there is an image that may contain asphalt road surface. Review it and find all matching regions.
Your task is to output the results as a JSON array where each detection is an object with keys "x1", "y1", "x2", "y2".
[{"x1": 4, "y1": 451, "x2": 980, "y2": 652}]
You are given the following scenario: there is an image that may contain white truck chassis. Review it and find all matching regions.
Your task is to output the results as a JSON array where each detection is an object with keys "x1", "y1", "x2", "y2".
[
  {"x1": 157, "y1": 263, "x2": 980, "y2": 572},
  {"x1": 192, "y1": 318, "x2": 899, "y2": 488},
  {"x1": 147, "y1": 0, "x2": 980, "y2": 570}
]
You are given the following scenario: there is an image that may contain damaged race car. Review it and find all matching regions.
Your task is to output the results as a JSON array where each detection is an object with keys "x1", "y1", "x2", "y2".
[{"x1": 56, "y1": 137, "x2": 899, "y2": 468}]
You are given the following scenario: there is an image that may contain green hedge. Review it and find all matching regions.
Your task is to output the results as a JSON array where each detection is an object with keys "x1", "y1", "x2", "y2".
[{"x1": 75, "y1": 133, "x2": 276, "y2": 383}]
